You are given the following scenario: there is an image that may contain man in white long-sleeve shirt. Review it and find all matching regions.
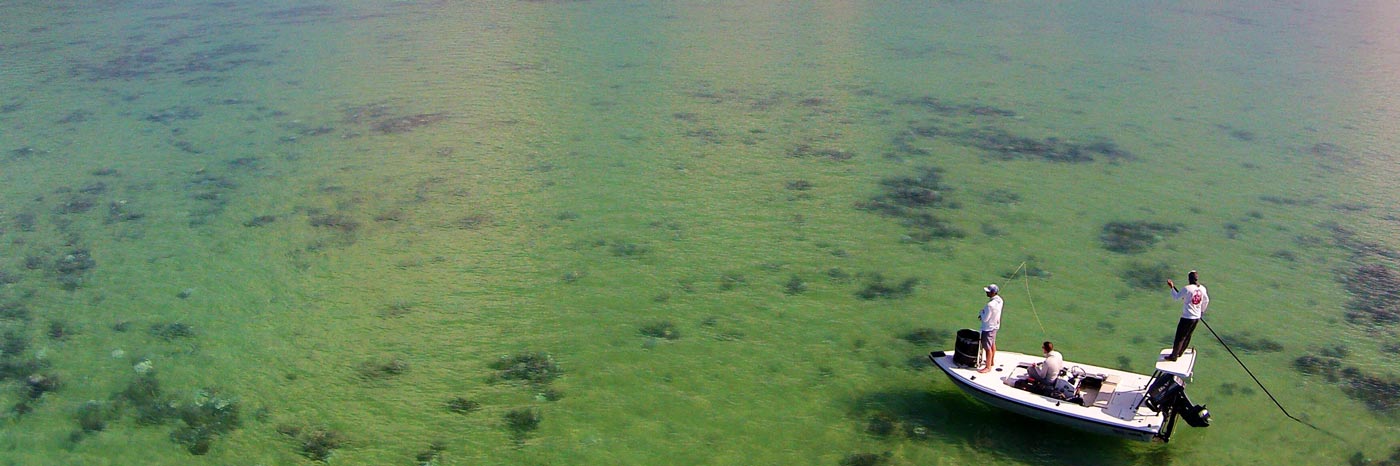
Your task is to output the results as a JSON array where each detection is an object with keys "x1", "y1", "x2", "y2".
[
  {"x1": 978, "y1": 284, "x2": 1002, "y2": 373},
  {"x1": 1166, "y1": 270, "x2": 1209, "y2": 361}
]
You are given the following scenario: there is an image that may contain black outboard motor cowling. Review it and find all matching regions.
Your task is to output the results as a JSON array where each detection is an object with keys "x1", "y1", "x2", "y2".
[{"x1": 1143, "y1": 375, "x2": 1183, "y2": 413}]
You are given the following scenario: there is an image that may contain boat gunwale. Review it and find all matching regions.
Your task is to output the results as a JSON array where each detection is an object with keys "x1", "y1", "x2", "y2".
[{"x1": 929, "y1": 350, "x2": 1166, "y2": 439}]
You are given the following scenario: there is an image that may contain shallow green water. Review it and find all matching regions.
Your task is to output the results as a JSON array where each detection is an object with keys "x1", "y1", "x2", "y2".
[{"x1": 2, "y1": 1, "x2": 1399, "y2": 464}]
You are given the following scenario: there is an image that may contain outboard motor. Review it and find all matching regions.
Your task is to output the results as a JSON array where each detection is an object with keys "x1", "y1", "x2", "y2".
[
  {"x1": 953, "y1": 329, "x2": 981, "y2": 367},
  {"x1": 1143, "y1": 375, "x2": 1183, "y2": 413},
  {"x1": 1143, "y1": 372, "x2": 1211, "y2": 428},
  {"x1": 1176, "y1": 395, "x2": 1211, "y2": 427},
  {"x1": 1141, "y1": 369, "x2": 1212, "y2": 442}
]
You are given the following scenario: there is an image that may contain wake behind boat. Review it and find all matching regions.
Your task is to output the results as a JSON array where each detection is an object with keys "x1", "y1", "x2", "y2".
[{"x1": 928, "y1": 329, "x2": 1211, "y2": 442}]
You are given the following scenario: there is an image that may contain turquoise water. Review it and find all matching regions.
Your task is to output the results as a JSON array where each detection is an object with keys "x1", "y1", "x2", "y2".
[{"x1": 2, "y1": 1, "x2": 1399, "y2": 464}]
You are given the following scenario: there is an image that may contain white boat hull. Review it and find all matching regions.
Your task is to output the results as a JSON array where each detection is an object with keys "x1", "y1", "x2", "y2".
[{"x1": 929, "y1": 347, "x2": 1198, "y2": 442}]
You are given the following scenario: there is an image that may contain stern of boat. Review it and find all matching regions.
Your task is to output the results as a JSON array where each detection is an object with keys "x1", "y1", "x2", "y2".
[{"x1": 1144, "y1": 348, "x2": 1212, "y2": 441}]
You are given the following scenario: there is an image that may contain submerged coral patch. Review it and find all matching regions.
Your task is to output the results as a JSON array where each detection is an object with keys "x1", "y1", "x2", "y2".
[
  {"x1": 75, "y1": 400, "x2": 114, "y2": 434},
  {"x1": 149, "y1": 322, "x2": 196, "y2": 341},
  {"x1": 308, "y1": 214, "x2": 360, "y2": 233},
  {"x1": 504, "y1": 407, "x2": 542, "y2": 440},
  {"x1": 1294, "y1": 352, "x2": 1400, "y2": 415},
  {"x1": 0, "y1": 303, "x2": 30, "y2": 322},
  {"x1": 866, "y1": 167, "x2": 952, "y2": 214},
  {"x1": 55, "y1": 249, "x2": 97, "y2": 290},
  {"x1": 784, "y1": 275, "x2": 807, "y2": 295},
  {"x1": 895, "y1": 96, "x2": 1017, "y2": 118},
  {"x1": 856, "y1": 274, "x2": 918, "y2": 300},
  {"x1": 446, "y1": 397, "x2": 481, "y2": 414},
  {"x1": 1220, "y1": 333, "x2": 1284, "y2": 353},
  {"x1": 492, "y1": 352, "x2": 561, "y2": 385},
  {"x1": 891, "y1": 95, "x2": 1131, "y2": 163},
  {"x1": 858, "y1": 166, "x2": 965, "y2": 242},
  {"x1": 372, "y1": 113, "x2": 449, "y2": 134},
  {"x1": 259, "y1": 5, "x2": 336, "y2": 21},
  {"x1": 1293, "y1": 344, "x2": 1394, "y2": 414},
  {"x1": 840, "y1": 452, "x2": 890, "y2": 466},
  {"x1": 341, "y1": 102, "x2": 449, "y2": 135},
  {"x1": 243, "y1": 215, "x2": 277, "y2": 227},
  {"x1": 1099, "y1": 221, "x2": 1182, "y2": 254},
  {"x1": 900, "y1": 328, "x2": 949, "y2": 346},
  {"x1": 788, "y1": 144, "x2": 855, "y2": 161},
  {"x1": 1342, "y1": 264, "x2": 1400, "y2": 325},
  {"x1": 959, "y1": 127, "x2": 1131, "y2": 163},
  {"x1": 169, "y1": 389, "x2": 241, "y2": 455},
  {"x1": 278, "y1": 423, "x2": 345, "y2": 461},
  {"x1": 1327, "y1": 225, "x2": 1400, "y2": 326},
  {"x1": 144, "y1": 106, "x2": 203, "y2": 124},
  {"x1": 115, "y1": 370, "x2": 175, "y2": 425},
  {"x1": 356, "y1": 357, "x2": 409, "y2": 380},
  {"x1": 639, "y1": 321, "x2": 680, "y2": 340},
  {"x1": 1120, "y1": 261, "x2": 1172, "y2": 289}
]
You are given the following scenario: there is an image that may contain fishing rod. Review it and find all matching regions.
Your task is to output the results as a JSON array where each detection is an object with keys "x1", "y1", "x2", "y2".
[{"x1": 1200, "y1": 318, "x2": 1344, "y2": 441}]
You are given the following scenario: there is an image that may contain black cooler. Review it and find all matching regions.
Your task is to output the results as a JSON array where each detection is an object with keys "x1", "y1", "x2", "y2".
[{"x1": 953, "y1": 328, "x2": 981, "y2": 367}]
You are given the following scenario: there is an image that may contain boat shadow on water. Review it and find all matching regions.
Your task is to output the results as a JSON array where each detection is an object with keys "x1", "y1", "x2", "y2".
[{"x1": 850, "y1": 388, "x2": 1175, "y2": 466}]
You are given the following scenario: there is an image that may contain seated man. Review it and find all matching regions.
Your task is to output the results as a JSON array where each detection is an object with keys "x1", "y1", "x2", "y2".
[{"x1": 1027, "y1": 341, "x2": 1063, "y2": 382}]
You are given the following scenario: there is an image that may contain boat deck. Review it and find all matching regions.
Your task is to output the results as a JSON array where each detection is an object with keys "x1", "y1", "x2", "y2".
[{"x1": 930, "y1": 348, "x2": 1197, "y2": 441}]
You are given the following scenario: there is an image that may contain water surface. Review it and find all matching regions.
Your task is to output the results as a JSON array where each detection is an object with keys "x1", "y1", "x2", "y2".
[{"x1": 2, "y1": 1, "x2": 1398, "y2": 464}]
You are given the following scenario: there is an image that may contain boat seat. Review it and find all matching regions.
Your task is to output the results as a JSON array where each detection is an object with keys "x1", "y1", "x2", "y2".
[{"x1": 1092, "y1": 375, "x2": 1120, "y2": 408}]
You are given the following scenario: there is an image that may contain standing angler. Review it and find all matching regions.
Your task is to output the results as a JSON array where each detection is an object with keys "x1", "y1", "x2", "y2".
[
  {"x1": 1166, "y1": 270, "x2": 1210, "y2": 361},
  {"x1": 978, "y1": 284, "x2": 1003, "y2": 373}
]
